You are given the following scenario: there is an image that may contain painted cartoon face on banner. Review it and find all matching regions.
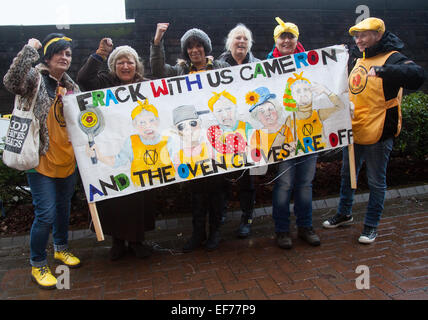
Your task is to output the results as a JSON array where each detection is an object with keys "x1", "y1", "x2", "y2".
[
  {"x1": 291, "y1": 81, "x2": 312, "y2": 107},
  {"x1": 177, "y1": 119, "x2": 201, "y2": 146},
  {"x1": 255, "y1": 102, "x2": 279, "y2": 127},
  {"x1": 63, "y1": 45, "x2": 353, "y2": 203},
  {"x1": 133, "y1": 111, "x2": 160, "y2": 141}
]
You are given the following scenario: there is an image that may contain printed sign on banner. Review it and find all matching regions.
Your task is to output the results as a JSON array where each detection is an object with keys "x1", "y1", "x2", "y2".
[{"x1": 63, "y1": 45, "x2": 353, "y2": 204}]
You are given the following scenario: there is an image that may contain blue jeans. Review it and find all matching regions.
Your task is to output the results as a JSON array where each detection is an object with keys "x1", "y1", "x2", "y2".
[
  {"x1": 26, "y1": 171, "x2": 77, "y2": 267},
  {"x1": 272, "y1": 153, "x2": 318, "y2": 233},
  {"x1": 337, "y1": 138, "x2": 393, "y2": 228}
]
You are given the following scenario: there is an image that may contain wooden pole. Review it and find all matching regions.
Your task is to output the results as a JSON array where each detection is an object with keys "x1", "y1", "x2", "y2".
[
  {"x1": 348, "y1": 143, "x2": 357, "y2": 189},
  {"x1": 88, "y1": 202, "x2": 104, "y2": 241}
]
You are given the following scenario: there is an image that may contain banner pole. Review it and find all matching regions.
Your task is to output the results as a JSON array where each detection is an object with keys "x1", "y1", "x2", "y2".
[
  {"x1": 348, "y1": 143, "x2": 357, "y2": 189},
  {"x1": 88, "y1": 202, "x2": 104, "y2": 241}
]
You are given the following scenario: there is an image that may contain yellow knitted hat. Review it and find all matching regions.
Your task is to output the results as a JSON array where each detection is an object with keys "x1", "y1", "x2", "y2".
[{"x1": 274, "y1": 17, "x2": 299, "y2": 41}]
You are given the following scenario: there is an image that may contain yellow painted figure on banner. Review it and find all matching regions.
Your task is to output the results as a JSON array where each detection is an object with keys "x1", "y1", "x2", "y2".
[
  {"x1": 284, "y1": 72, "x2": 345, "y2": 155},
  {"x1": 87, "y1": 99, "x2": 175, "y2": 187},
  {"x1": 206, "y1": 90, "x2": 253, "y2": 168},
  {"x1": 171, "y1": 105, "x2": 212, "y2": 180}
]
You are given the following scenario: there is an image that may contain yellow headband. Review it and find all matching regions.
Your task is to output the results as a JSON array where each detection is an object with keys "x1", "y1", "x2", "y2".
[
  {"x1": 43, "y1": 36, "x2": 72, "y2": 55},
  {"x1": 208, "y1": 90, "x2": 237, "y2": 111},
  {"x1": 131, "y1": 99, "x2": 159, "y2": 120},
  {"x1": 274, "y1": 17, "x2": 299, "y2": 41}
]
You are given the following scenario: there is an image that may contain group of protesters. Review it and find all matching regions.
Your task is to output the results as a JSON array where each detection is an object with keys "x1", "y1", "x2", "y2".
[{"x1": 3, "y1": 15, "x2": 425, "y2": 289}]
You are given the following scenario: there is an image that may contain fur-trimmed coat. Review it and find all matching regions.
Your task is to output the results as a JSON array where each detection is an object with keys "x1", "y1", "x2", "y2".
[{"x1": 3, "y1": 45, "x2": 80, "y2": 155}]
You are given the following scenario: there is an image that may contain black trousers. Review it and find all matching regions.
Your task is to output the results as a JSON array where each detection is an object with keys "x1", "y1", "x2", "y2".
[
  {"x1": 190, "y1": 175, "x2": 226, "y2": 236},
  {"x1": 223, "y1": 170, "x2": 256, "y2": 219}
]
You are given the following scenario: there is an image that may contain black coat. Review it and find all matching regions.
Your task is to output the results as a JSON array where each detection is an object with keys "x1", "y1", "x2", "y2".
[{"x1": 77, "y1": 54, "x2": 155, "y2": 242}]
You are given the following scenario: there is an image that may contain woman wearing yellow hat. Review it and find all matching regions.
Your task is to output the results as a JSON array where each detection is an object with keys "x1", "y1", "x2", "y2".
[
  {"x1": 266, "y1": 18, "x2": 321, "y2": 250},
  {"x1": 267, "y1": 17, "x2": 305, "y2": 59}
]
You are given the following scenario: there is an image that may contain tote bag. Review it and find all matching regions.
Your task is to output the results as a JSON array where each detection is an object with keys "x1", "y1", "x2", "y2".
[{"x1": 2, "y1": 76, "x2": 42, "y2": 171}]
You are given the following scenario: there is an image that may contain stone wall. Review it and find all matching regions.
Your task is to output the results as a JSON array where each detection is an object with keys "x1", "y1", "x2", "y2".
[{"x1": 0, "y1": 0, "x2": 427, "y2": 115}]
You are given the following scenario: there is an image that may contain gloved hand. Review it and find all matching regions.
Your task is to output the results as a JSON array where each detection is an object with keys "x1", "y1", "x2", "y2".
[{"x1": 96, "y1": 38, "x2": 113, "y2": 60}]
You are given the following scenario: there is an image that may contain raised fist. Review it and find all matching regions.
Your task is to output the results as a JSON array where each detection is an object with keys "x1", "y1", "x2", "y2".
[
  {"x1": 27, "y1": 38, "x2": 42, "y2": 50},
  {"x1": 154, "y1": 23, "x2": 170, "y2": 45},
  {"x1": 96, "y1": 37, "x2": 113, "y2": 60}
]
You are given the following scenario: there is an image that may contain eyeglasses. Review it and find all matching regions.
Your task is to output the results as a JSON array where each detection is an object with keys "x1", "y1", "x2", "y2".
[
  {"x1": 279, "y1": 32, "x2": 296, "y2": 40},
  {"x1": 177, "y1": 120, "x2": 199, "y2": 131}
]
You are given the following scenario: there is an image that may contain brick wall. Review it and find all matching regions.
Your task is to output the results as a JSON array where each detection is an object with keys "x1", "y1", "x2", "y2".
[
  {"x1": 0, "y1": 24, "x2": 138, "y2": 115},
  {"x1": 0, "y1": 0, "x2": 427, "y2": 115}
]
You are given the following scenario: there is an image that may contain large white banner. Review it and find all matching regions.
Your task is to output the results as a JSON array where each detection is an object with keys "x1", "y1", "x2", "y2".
[{"x1": 63, "y1": 45, "x2": 352, "y2": 203}]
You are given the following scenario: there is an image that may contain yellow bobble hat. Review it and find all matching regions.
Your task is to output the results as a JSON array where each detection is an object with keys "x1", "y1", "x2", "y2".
[
  {"x1": 274, "y1": 17, "x2": 299, "y2": 41},
  {"x1": 349, "y1": 17, "x2": 385, "y2": 36},
  {"x1": 131, "y1": 99, "x2": 158, "y2": 120}
]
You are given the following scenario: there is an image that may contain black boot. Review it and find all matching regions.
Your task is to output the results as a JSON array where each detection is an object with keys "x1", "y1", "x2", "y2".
[
  {"x1": 205, "y1": 228, "x2": 221, "y2": 251},
  {"x1": 110, "y1": 237, "x2": 127, "y2": 261},
  {"x1": 129, "y1": 241, "x2": 152, "y2": 259},
  {"x1": 182, "y1": 232, "x2": 206, "y2": 253},
  {"x1": 276, "y1": 232, "x2": 292, "y2": 249},
  {"x1": 297, "y1": 226, "x2": 321, "y2": 246},
  {"x1": 237, "y1": 213, "x2": 253, "y2": 238}
]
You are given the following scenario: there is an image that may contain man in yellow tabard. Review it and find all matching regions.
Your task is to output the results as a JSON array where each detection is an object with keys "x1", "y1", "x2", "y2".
[
  {"x1": 322, "y1": 17, "x2": 425, "y2": 244},
  {"x1": 88, "y1": 99, "x2": 175, "y2": 187}
]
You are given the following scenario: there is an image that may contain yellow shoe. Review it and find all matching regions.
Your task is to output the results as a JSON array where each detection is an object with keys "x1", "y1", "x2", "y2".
[
  {"x1": 31, "y1": 266, "x2": 57, "y2": 290},
  {"x1": 54, "y1": 250, "x2": 81, "y2": 268}
]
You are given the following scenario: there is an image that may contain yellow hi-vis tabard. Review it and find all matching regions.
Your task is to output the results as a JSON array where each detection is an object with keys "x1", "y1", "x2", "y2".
[
  {"x1": 130, "y1": 135, "x2": 174, "y2": 187},
  {"x1": 348, "y1": 51, "x2": 403, "y2": 145}
]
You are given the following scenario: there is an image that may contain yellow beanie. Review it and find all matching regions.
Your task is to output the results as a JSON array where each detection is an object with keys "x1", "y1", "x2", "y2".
[
  {"x1": 131, "y1": 99, "x2": 158, "y2": 120},
  {"x1": 274, "y1": 17, "x2": 299, "y2": 41},
  {"x1": 349, "y1": 17, "x2": 385, "y2": 36}
]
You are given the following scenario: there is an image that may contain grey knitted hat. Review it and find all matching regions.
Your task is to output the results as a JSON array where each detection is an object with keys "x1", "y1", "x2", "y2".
[{"x1": 180, "y1": 28, "x2": 212, "y2": 59}]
